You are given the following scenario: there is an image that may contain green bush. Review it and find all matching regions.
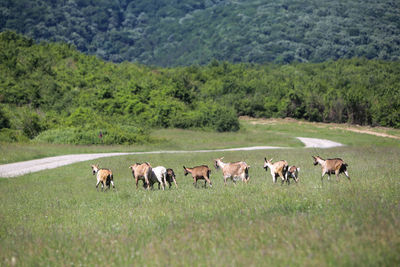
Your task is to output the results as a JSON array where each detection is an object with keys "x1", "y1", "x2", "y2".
[
  {"x1": 34, "y1": 126, "x2": 150, "y2": 145},
  {"x1": 171, "y1": 102, "x2": 240, "y2": 132},
  {"x1": 0, "y1": 106, "x2": 10, "y2": 129},
  {"x1": 21, "y1": 112, "x2": 44, "y2": 139},
  {"x1": 0, "y1": 128, "x2": 29, "y2": 143}
]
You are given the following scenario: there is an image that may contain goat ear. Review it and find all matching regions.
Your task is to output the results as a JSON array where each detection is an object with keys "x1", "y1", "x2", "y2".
[
  {"x1": 183, "y1": 166, "x2": 185, "y2": 169},
  {"x1": 297, "y1": 168, "x2": 300, "y2": 172},
  {"x1": 264, "y1": 157, "x2": 267, "y2": 161},
  {"x1": 270, "y1": 158, "x2": 273, "y2": 162},
  {"x1": 220, "y1": 157, "x2": 224, "y2": 160}
]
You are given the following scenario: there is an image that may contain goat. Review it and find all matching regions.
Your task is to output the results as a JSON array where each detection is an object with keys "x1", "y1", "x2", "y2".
[
  {"x1": 91, "y1": 164, "x2": 114, "y2": 191},
  {"x1": 263, "y1": 158, "x2": 288, "y2": 184},
  {"x1": 214, "y1": 157, "x2": 250, "y2": 185},
  {"x1": 144, "y1": 167, "x2": 178, "y2": 190},
  {"x1": 183, "y1": 165, "x2": 212, "y2": 188},
  {"x1": 285, "y1": 166, "x2": 300, "y2": 185},
  {"x1": 312, "y1": 156, "x2": 350, "y2": 182},
  {"x1": 148, "y1": 166, "x2": 168, "y2": 190},
  {"x1": 166, "y1": 168, "x2": 178, "y2": 189},
  {"x1": 129, "y1": 162, "x2": 152, "y2": 190}
]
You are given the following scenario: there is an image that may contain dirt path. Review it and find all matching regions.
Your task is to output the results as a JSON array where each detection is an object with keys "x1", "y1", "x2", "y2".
[
  {"x1": 296, "y1": 137, "x2": 343, "y2": 148},
  {"x1": 0, "y1": 137, "x2": 342, "y2": 178}
]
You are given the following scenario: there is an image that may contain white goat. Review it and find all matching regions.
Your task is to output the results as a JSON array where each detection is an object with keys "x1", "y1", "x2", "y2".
[
  {"x1": 214, "y1": 157, "x2": 250, "y2": 185},
  {"x1": 149, "y1": 166, "x2": 168, "y2": 190}
]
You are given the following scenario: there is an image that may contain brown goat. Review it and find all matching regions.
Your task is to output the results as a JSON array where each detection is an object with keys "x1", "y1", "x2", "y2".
[
  {"x1": 183, "y1": 165, "x2": 212, "y2": 188},
  {"x1": 214, "y1": 157, "x2": 250, "y2": 185},
  {"x1": 91, "y1": 164, "x2": 114, "y2": 191},
  {"x1": 166, "y1": 168, "x2": 178, "y2": 189},
  {"x1": 129, "y1": 162, "x2": 152, "y2": 190},
  {"x1": 285, "y1": 166, "x2": 300, "y2": 185},
  {"x1": 263, "y1": 158, "x2": 288, "y2": 184},
  {"x1": 312, "y1": 156, "x2": 350, "y2": 182}
]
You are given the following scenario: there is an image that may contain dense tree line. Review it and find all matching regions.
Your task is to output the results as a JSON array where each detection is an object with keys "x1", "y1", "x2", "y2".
[
  {"x1": 1, "y1": 0, "x2": 399, "y2": 67},
  {"x1": 0, "y1": 32, "x2": 399, "y2": 144}
]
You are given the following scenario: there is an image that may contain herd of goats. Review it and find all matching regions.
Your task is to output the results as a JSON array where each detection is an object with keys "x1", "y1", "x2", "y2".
[{"x1": 91, "y1": 155, "x2": 350, "y2": 191}]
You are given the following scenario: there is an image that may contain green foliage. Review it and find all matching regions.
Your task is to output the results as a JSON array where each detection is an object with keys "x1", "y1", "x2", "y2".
[
  {"x1": 0, "y1": 106, "x2": 10, "y2": 129},
  {"x1": 0, "y1": 32, "x2": 399, "y2": 145},
  {"x1": 20, "y1": 111, "x2": 43, "y2": 139},
  {"x1": 34, "y1": 125, "x2": 150, "y2": 145},
  {"x1": 1, "y1": 0, "x2": 399, "y2": 66},
  {"x1": 0, "y1": 128, "x2": 29, "y2": 143},
  {"x1": 171, "y1": 101, "x2": 239, "y2": 132}
]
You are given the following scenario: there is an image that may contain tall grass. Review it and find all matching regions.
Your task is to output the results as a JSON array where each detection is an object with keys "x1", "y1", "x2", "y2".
[{"x1": 0, "y1": 144, "x2": 399, "y2": 265}]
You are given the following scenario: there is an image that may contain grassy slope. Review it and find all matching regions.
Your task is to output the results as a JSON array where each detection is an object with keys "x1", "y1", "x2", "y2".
[
  {"x1": 0, "y1": 120, "x2": 399, "y2": 265},
  {"x1": 1, "y1": 118, "x2": 399, "y2": 164}
]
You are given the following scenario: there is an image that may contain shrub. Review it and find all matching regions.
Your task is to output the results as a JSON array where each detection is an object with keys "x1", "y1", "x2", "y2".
[
  {"x1": 171, "y1": 102, "x2": 240, "y2": 132},
  {"x1": 34, "y1": 125, "x2": 150, "y2": 145},
  {"x1": 0, "y1": 106, "x2": 11, "y2": 129},
  {"x1": 22, "y1": 112, "x2": 44, "y2": 139},
  {"x1": 0, "y1": 129, "x2": 29, "y2": 143}
]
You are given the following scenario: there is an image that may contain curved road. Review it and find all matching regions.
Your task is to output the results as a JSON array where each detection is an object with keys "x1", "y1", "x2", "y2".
[{"x1": 0, "y1": 137, "x2": 343, "y2": 178}]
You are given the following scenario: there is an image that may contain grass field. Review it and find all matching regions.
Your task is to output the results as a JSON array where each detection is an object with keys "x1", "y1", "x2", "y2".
[
  {"x1": 1, "y1": 118, "x2": 399, "y2": 164},
  {"x1": 0, "y1": 119, "x2": 399, "y2": 266}
]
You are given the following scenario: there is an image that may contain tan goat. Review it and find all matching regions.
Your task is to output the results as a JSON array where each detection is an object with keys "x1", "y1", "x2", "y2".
[
  {"x1": 129, "y1": 162, "x2": 152, "y2": 190},
  {"x1": 312, "y1": 156, "x2": 350, "y2": 182},
  {"x1": 263, "y1": 158, "x2": 288, "y2": 184},
  {"x1": 183, "y1": 165, "x2": 212, "y2": 188},
  {"x1": 91, "y1": 164, "x2": 115, "y2": 191},
  {"x1": 214, "y1": 157, "x2": 250, "y2": 185}
]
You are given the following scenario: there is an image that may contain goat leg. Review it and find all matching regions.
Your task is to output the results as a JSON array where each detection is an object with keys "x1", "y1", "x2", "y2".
[
  {"x1": 96, "y1": 180, "x2": 101, "y2": 190},
  {"x1": 204, "y1": 177, "x2": 212, "y2": 188},
  {"x1": 344, "y1": 171, "x2": 350, "y2": 181}
]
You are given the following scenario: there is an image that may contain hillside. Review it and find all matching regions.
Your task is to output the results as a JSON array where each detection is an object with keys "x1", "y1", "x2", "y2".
[
  {"x1": 1, "y1": 0, "x2": 399, "y2": 66},
  {"x1": 0, "y1": 32, "x2": 399, "y2": 144}
]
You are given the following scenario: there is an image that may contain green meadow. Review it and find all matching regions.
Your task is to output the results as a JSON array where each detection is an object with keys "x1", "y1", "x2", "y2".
[{"x1": 0, "y1": 120, "x2": 399, "y2": 266}]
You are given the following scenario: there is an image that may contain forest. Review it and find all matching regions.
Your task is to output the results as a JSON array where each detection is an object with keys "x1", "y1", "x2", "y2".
[
  {"x1": 1, "y1": 0, "x2": 399, "y2": 66},
  {"x1": 0, "y1": 31, "x2": 399, "y2": 144}
]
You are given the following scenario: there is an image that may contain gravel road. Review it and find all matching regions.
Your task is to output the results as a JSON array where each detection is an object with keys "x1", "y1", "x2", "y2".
[{"x1": 0, "y1": 137, "x2": 342, "y2": 178}]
